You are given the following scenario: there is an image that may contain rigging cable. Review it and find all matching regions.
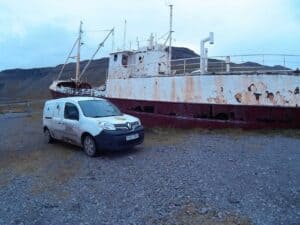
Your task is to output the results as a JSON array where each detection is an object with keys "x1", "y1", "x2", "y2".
[
  {"x1": 79, "y1": 28, "x2": 114, "y2": 80},
  {"x1": 56, "y1": 37, "x2": 79, "y2": 81}
]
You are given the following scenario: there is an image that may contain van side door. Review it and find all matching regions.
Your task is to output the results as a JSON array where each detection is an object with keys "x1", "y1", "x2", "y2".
[
  {"x1": 51, "y1": 102, "x2": 65, "y2": 140},
  {"x1": 63, "y1": 102, "x2": 81, "y2": 145}
]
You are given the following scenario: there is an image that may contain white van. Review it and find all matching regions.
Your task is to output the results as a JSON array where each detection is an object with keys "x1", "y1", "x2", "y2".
[{"x1": 43, "y1": 97, "x2": 144, "y2": 157}]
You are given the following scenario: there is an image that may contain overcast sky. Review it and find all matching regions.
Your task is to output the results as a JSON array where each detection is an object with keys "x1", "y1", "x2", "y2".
[{"x1": 0, "y1": 0, "x2": 300, "y2": 71}]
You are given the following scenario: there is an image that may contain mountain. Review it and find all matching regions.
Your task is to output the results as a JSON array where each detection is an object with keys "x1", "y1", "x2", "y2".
[{"x1": 0, "y1": 58, "x2": 109, "y2": 100}]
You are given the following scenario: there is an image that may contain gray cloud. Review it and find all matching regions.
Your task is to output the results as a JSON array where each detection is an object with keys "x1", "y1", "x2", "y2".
[{"x1": 0, "y1": 0, "x2": 299, "y2": 70}]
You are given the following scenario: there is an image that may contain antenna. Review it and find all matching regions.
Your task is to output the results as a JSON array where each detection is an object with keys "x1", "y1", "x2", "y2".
[
  {"x1": 148, "y1": 33, "x2": 154, "y2": 49},
  {"x1": 123, "y1": 20, "x2": 127, "y2": 50},
  {"x1": 136, "y1": 37, "x2": 140, "y2": 49}
]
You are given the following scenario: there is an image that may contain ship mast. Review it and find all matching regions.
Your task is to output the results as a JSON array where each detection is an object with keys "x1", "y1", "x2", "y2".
[
  {"x1": 168, "y1": 4, "x2": 173, "y2": 74},
  {"x1": 76, "y1": 21, "x2": 83, "y2": 83}
]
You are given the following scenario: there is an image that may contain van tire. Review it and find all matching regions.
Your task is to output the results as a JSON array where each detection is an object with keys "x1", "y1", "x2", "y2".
[
  {"x1": 44, "y1": 128, "x2": 53, "y2": 144},
  {"x1": 83, "y1": 135, "x2": 97, "y2": 157}
]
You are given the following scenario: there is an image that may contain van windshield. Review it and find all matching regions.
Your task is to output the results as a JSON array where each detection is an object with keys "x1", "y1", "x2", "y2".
[{"x1": 78, "y1": 100, "x2": 122, "y2": 118}]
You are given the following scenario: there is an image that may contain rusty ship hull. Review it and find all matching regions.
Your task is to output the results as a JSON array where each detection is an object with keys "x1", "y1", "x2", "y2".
[
  {"x1": 100, "y1": 69, "x2": 300, "y2": 129},
  {"x1": 50, "y1": 63, "x2": 300, "y2": 129},
  {"x1": 107, "y1": 97, "x2": 300, "y2": 129},
  {"x1": 50, "y1": 90, "x2": 300, "y2": 129}
]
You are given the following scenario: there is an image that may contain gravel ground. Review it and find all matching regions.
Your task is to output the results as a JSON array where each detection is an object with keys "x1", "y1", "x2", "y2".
[{"x1": 0, "y1": 112, "x2": 299, "y2": 225}]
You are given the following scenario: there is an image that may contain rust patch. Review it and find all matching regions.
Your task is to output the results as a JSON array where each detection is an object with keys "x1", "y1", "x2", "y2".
[
  {"x1": 184, "y1": 76, "x2": 195, "y2": 101},
  {"x1": 153, "y1": 79, "x2": 160, "y2": 100},
  {"x1": 171, "y1": 78, "x2": 177, "y2": 101},
  {"x1": 207, "y1": 86, "x2": 227, "y2": 104},
  {"x1": 274, "y1": 91, "x2": 285, "y2": 105},
  {"x1": 127, "y1": 80, "x2": 133, "y2": 98},
  {"x1": 235, "y1": 81, "x2": 300, "y2": 106},
  {"x1": 235, "y1": 93, "x2": 242, "y2": 103},
  {"x1": 266, "y1": 91, "x2": 275, "y2": 104}
]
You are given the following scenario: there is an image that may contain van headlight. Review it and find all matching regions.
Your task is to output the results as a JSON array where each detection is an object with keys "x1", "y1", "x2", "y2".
[
  {"x1": 99, "y1": 122, "x2": 116, "y2": 131},
  {"x1": 137, "y1": 118, "x2": 141, "y2": 126}
]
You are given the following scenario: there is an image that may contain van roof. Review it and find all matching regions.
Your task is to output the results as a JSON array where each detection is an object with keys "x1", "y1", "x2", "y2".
[{"x1": 46, "y1": 96, "x2": 105, "y2": 104}]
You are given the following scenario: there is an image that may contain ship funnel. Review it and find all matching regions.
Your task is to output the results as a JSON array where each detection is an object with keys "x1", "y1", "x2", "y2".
[
  {"x1": 200, "y1": 32, "x2": 214, "y2": 74},
  {"x1": 209, "y1": 32, "x2": 214, "y2": 45}
]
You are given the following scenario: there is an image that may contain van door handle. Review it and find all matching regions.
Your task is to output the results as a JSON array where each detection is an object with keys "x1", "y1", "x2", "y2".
[{"x1": 58, "y1": 122, "x2": 62, "y2": 124}]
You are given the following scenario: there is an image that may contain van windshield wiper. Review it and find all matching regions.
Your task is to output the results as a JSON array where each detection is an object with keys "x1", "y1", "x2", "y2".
[{"x1": 89, "y1": 114, "x2": 122, "y2": 118}]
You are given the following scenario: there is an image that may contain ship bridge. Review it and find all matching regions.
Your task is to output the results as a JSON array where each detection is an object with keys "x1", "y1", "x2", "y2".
[{"x1": 108, "y1": 44, "x2": 169, "y2": 79}]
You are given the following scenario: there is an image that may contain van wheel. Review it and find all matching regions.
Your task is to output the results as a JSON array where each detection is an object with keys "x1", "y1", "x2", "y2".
[
  {"x1": 44, "y1": 128, "x2": 53, "y2": 144},
  {"x1": 83, "y1": 135, "x2": 97, "y2": 157}
]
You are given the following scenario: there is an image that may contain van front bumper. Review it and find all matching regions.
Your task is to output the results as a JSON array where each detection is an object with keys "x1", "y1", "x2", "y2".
[{"x1": 94, "y1": 126, "x2": 144, "y2": 151}]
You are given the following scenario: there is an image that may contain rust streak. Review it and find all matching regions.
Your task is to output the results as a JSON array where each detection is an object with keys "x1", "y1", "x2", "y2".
[
  {"x1": 171, "y1": 78, "x2": 176, "y2": 101},
  {"x1": 153, "y1": 79, "x2": 160, "y2": 100},
  {"x1": 184, "y1": 76, "x2": 194, "y2": 102}
]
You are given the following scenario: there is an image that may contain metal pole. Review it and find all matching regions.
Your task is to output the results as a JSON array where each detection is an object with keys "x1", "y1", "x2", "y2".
[
  {"x1": 136, "y1": 37, "x2": 140, "y2": 49},
  {"x1": 123, "y1": 20, "x2": 127, "y2": 50},
  {"x1": 200, "y1": 41, "x2": 205, "y2": 74},
  {"x1": 205, "y1": 48, "x2": 208, "y2": 72},
  {"x1": 76, "y1": 21, "x2": 83, "y2": 83},
  {"x1": 112, "y1": 28, "x2": 115, "y2": 52},
  {"x1": 169, "y1": 4, "x2": 173, "y2": 74},
  {"x1": 226, "y1": 56, "x2": 230, "y2": 73}
]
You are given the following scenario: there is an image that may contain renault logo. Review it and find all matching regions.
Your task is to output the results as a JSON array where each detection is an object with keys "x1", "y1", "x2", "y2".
[{"x1": 127, "y1": 122, "x2": 132, "y2": 130}]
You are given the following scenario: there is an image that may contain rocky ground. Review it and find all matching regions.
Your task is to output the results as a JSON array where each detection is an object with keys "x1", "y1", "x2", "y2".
[{"x1": 0, "y1": 107, "x2": 299, "y2": 225}]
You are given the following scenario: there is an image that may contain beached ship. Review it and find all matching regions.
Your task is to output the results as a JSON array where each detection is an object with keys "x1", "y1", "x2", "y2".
[{"x1": 50, "y1": 6, "x2": 300, "y2": 129}]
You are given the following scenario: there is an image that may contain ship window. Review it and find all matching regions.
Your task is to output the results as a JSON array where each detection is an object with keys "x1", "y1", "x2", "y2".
[
  {"x1": 122, "y1": 54, "x2": 128, "y2": 67},
  {"x1": 138, "y1": 56, "x2": 143, "y2": 63},
  {"x1": 114, "y1": 54, "x2": 118, "y2": 62}
]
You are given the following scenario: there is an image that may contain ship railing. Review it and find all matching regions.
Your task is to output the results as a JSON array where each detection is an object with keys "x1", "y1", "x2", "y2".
[
  {"x1": 170, "y1": 57, "x2": 201, "y2": 75},
  {"x1": 107, "y1": 54, "x2": 300, "y2": 78},
  {"x1": 170, "y1": 54, "x2": 300, "y2": 75}
]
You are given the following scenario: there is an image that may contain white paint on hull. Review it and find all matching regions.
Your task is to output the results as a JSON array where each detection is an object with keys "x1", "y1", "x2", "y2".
[{"x1": 106, "y1": 74, "x2": 300, "y2": 107}]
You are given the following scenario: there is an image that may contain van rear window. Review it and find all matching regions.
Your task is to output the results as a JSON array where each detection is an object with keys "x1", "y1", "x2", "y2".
[{"x1": 78, "y1": 100, "x2": 122, "y2": 118}]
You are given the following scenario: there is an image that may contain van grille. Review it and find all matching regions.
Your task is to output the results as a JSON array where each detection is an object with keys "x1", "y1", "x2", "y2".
[{"x1": 115, "y1": 121, "x2": 140, "y2": 130}]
